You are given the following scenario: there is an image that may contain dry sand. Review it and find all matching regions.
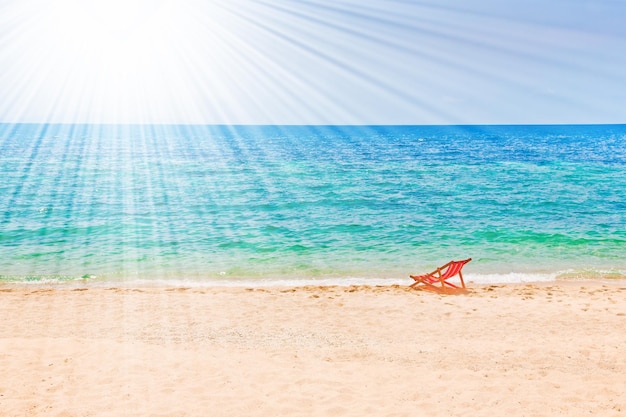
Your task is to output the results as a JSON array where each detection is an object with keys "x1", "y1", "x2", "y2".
[{"x1": 1, "y1": 281, "x2": 625, "y2": 417}]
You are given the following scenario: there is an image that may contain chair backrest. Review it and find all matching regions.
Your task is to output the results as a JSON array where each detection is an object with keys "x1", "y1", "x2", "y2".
[{"x1": 439, "y1": 258, "x2": 471, "y2": 280}]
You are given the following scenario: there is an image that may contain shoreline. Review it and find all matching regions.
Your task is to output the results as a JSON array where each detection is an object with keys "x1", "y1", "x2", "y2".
[
  {"x1": 2, "y1": 263, "x2": 626, "y2": 288},
  {"x1": 2, "y1": 281, "x2": 625, "y2": 416},
  {"x1": 2, "y1": 274, "x2": 626, "y2": 290}
]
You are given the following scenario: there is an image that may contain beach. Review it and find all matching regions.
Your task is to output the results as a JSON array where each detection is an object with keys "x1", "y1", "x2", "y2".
[
  {"x1": 2, "y1": 0, "x2": 625, "y2": 413},
  {"x1": 1, "y1": 281, "x2": 625, "y2": 416}
]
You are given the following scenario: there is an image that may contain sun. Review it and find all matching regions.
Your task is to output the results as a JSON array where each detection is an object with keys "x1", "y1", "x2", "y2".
[
  {"x1": 42, "y1": 0, "x2": 180, "y2": 86},
  {"x1": 5, "y1": 0, "x2": 235, "y2": 123},
  {"x1": 51, "y1": 0, "x2": 183, "y2": 60}
]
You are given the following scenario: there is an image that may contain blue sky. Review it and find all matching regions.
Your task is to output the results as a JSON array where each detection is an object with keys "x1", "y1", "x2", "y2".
[{"x1": 1, "y1": 0, "x2": 625, "y2": 125}]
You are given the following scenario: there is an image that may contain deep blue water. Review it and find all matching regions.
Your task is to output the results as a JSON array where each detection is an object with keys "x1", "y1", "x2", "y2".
[{"x1": 1, "y1": 124, "x2": 625, "y2": 285}]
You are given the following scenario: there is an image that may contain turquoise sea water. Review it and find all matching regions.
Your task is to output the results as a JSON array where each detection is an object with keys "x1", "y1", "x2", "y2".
[{"x1": 1, "y1": 124, "x2": 625, "y2": 286}]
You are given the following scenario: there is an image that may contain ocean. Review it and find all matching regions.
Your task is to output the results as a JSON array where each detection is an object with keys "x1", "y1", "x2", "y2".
[{"x1": 1, "y1": 124, "x2": 625, "y2": 286}]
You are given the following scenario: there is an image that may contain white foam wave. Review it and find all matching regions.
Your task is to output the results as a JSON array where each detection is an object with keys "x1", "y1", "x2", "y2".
[
  {"x1": 86, "y1": 272, "x2": 558, "y2": 288},
  {"x1": 463, "y1": 272, "x2": 557, "y2": 285},
  {"x1": 9, "y1": 270, "x2": 626, "y2": 289}
]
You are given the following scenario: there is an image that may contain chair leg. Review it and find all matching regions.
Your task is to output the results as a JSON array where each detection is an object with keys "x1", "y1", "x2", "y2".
[{"x1": 458, "y1": 271, "x2": 466, "y2": 289}]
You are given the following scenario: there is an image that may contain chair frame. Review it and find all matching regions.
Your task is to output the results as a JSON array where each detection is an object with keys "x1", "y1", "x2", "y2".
[{"x1": 409, "y1": 258, "x2": 472, "y2": 294}]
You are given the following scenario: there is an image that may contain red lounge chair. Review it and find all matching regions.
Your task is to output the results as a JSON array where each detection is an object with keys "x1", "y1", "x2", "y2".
[{"x1": 409, "y1": 258, "x2": 472, "y2": 294}]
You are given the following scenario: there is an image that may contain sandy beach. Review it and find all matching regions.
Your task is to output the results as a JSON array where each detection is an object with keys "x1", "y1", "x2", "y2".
[{"x1": 1, "y1": 281, "x2": 625, "y2": 417}]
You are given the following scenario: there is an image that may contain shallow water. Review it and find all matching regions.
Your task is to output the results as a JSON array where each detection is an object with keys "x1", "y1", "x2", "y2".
[{"x1": 1, "y1": 124, "x2": 625, "y2": 285}]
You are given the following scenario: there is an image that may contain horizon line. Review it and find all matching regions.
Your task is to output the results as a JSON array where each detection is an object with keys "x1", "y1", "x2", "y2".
[{"x1": 1, "y1": 122, "x2": 625, "y2": 127}]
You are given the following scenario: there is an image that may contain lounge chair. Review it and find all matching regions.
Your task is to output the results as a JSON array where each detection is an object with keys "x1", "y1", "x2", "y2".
[{"x1": 409, "y1": 258, "x2": 472, "y2": 294}]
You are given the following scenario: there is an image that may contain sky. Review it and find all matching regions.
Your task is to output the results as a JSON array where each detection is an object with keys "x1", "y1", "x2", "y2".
[{"x1": 1, "y1": 0, "x2": 625, "y2": 125}]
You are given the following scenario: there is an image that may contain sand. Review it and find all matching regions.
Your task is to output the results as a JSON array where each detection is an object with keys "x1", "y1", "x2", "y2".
[{"x1": 1, "y1": 281, "x2": 625, "y2": 417}]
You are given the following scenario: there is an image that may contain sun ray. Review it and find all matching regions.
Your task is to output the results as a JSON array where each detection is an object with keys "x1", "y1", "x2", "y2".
[{"x1": 1, "y1": 0, "x2": 625, "y2": 124}]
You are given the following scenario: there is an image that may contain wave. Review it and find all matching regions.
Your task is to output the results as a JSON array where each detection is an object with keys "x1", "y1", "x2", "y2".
[{"x1": 2, "y1": 269, "x2": 625, "y2": 287}]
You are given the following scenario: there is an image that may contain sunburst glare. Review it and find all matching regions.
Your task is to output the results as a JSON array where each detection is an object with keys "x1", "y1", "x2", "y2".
[
  {"x1": 2, "y1": 0, "x2": 625, "y2": 124},
  {"x1": 3, "y1": 5, "x2": 626, "y2": 415}
]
